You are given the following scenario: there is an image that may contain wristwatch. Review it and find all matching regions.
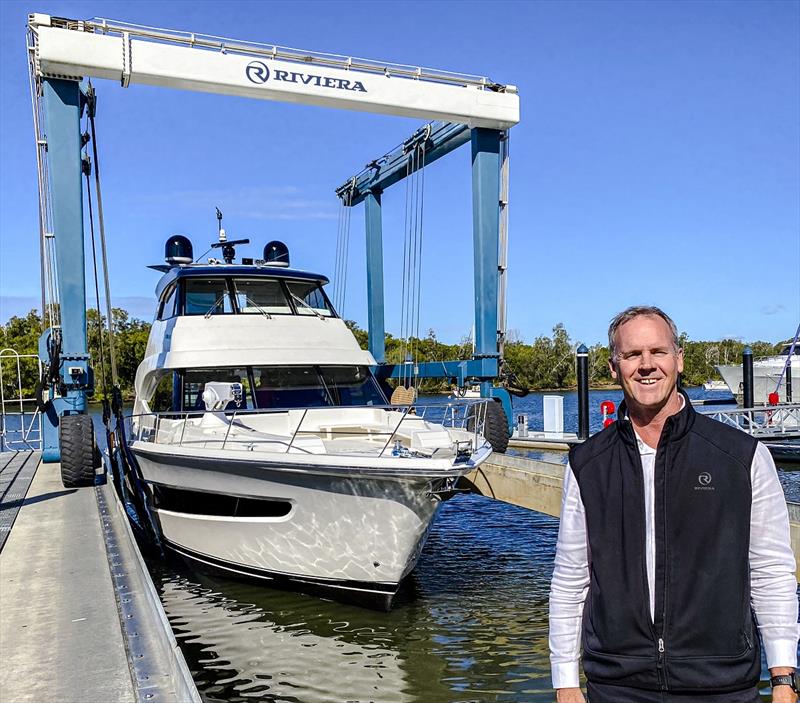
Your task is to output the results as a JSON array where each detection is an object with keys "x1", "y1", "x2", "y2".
[{"x1": 771, "y1": 671, "x2": 799, "y2": 691}]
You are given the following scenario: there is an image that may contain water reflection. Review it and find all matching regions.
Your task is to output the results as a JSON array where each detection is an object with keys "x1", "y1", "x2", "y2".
[{"x1": 152, "y1": 495, "x2": 559, "y2": 702}]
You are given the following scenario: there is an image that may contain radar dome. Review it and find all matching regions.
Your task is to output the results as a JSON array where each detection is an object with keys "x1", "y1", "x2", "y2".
[
  {"x1": 165, "y1": 235, "x2": 193, "y2": 265},
  {"x1": 264, "y1": 241, "x2": 290, "y2": 267}
]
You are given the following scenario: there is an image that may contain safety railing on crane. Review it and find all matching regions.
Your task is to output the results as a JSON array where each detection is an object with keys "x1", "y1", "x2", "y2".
[
  {"x1": 0, "y1": 349, "x2": 43, "y2": 452},
  {"x1": 35, "y1": 16, "x2": 515, "y2": 92}
]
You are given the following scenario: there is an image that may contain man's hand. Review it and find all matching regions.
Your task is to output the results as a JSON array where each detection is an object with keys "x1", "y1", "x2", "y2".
[
  {"x1": 772, "y1": 685, "x2": 798, "y2": 703},
  {"x1": 555, "y1": 687, "x2": 585, "y2": 703}
]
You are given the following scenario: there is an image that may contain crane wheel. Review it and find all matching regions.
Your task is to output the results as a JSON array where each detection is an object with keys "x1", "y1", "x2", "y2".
[
  {"x1": 468, "y1": 400, "x2": 509, "y2": 454},
  {"x1": 484, "y1": 400, "x2": 510, "y2": 454},
  {"x1": 59, "y1": 414, "x2": 96, "y2": 488}
]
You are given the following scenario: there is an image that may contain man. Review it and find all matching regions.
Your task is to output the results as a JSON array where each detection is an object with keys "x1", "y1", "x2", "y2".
[{"x1": 549, "y1": 306, "x2": 798, "y2": 702}]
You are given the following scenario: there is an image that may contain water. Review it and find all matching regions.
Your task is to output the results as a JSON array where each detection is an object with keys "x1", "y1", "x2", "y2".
[{"x1": 131, "y1": 388, "x2": 794, "y2": 702}]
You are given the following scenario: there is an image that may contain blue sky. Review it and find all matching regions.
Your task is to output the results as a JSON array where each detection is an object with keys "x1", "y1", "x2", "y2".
[{"x1": 1, "y1": 0, "x2": 798, "y2": 346}]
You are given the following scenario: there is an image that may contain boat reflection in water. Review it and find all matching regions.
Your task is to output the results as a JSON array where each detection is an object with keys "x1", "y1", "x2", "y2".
[{"x1": 149, "y1": 494, "x2": 558, "y2": 702}]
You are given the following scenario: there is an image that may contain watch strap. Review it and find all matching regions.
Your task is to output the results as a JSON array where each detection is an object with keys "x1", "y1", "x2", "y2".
[{"x1": 770, "y1": 673, "x2": 797, "y2": 691}]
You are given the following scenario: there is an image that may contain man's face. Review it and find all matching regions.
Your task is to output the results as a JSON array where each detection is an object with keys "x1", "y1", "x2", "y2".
[{"x1": 609, "y1": 315, "x2": 684, "y2": 415}]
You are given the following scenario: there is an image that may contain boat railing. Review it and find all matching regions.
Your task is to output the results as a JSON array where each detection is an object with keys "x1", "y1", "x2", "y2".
[
  {"x1": 702, "y1": 403, "x2": 800, "y2": 438},
  {"x1": 127, "y1": 400, "x2": 490, "y2": 458},
  {"x1": 0, "y1": 349, "x2": 42, "y2": 452}
]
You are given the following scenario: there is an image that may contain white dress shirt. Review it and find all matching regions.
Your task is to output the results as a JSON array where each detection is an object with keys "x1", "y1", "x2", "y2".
[{"x1": 549, "y1": 433, "x2": 799, "y2": 689}]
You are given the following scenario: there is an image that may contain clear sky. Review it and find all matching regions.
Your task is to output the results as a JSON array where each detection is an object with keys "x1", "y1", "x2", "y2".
[{"x1": 1, "y1": 0, "x2": 798, "y2": 347}]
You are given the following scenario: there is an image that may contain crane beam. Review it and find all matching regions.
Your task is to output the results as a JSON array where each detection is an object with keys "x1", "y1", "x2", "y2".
[{"x1": 31, "y1": 16, "x2": 520, "y2": 130}]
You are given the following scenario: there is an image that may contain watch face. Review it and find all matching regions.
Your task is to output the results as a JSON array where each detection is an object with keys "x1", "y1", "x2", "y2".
[{"x1": 795, "y1": 670, "x2": 800, "y2": 691}]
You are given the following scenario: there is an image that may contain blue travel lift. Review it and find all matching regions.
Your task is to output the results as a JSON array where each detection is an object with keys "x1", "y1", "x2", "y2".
[
  {"x1": 337, "y1": 121, "x2": 515, "y2": 440},
  {"x1": 38, "y1": 78, "x2": 98, "y2": 482},
  {"x1": 33, "y1": 27, "x2": 518, "y2": 479}
]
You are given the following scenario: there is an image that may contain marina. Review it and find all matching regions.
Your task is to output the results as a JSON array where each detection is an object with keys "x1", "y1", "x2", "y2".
[{"x1": 0, "y1": 5, "x2": 798, "y2": 701}]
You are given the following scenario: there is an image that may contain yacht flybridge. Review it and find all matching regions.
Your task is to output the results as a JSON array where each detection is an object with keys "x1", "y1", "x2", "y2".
[{"x1": 127, "y1": 233, "x2": 492, "y2": 608}]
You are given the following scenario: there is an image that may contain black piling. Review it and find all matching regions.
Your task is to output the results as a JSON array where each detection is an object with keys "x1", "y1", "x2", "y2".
[
  {"x1": 577, "y1": 344, "x2": 589, "y2": 440},
  {"x1": 742, "y1": 346, "x2": 754, "y2": 409},
  {"x1": 786, "y1": 357, "x2": 793, "y2": 403}
]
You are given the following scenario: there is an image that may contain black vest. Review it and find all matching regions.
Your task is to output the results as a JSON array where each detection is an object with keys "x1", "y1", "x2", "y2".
[{"x1": 568, "y1": 393, "x2": 760, "y2": 692}]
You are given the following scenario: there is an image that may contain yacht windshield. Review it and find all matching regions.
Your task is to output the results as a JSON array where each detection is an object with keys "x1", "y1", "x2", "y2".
[
  {"x1": 285, "y1": 281, "x2": 334, "y2": 317},
  {"x1": 232, "y1": 279, "x2": 291, "y2": 314},
  {"x1": 184, "y1": 279, "x2": 234, "y2": 315},
  {"x1": 160, "y1": 365, "x2": 386, "y2": 411}
]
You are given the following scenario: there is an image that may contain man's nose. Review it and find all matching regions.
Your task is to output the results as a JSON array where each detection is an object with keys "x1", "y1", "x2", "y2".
[{"x1": 640, "y1": 352, "x2": 656, "y2": 368}]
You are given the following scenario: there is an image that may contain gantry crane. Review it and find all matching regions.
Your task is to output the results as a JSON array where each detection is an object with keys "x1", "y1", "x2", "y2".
[{"x1": 27, "y1": 13, "x2": 520, "y2": 477}]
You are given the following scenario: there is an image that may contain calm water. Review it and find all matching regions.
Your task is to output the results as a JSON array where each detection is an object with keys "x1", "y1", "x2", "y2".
[{"x1": 129, "y1": 388, "x2": 795, "y2": 702}]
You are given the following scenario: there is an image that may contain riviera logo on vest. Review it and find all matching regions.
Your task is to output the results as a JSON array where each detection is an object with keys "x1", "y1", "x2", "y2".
[
  {"x1": 695, "y1": 472, "x2": 715, "y2": 491},
  {"x1": 245, "y1": 60, "x2": 367, "y2": 93}
]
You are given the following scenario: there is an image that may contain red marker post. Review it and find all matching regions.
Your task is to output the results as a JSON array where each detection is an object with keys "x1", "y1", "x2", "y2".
[{"x1": 600, "y1": 400, "x2": 616, "y2": 428}]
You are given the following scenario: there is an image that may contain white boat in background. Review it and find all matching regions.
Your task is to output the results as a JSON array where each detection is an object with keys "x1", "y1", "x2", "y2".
[
  {"x1": 127, "y1": 234, "x2": 491, "y2": 609},
  {"x1": 716, "y1": 342, "x2": 799, "y2": 404},
  {"x1": 702, "y1": 380, "x2": 729, "y2": 392}
]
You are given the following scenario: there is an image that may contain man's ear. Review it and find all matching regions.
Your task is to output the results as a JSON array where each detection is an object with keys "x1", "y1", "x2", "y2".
[
  {"x1": 677, "y1": 347, "x2": 684, "y2": 374},
  {"x1": 609, "y1": 358, "x2": 617, "y2": 380}
]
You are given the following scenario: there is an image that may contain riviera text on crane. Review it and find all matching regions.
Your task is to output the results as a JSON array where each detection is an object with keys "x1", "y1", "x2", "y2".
[{"x1": 245, "y1": 61, "x2": 367, "y2": 93}]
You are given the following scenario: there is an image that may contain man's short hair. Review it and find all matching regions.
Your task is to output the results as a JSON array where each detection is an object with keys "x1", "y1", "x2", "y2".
[{"x1": 608, "y1": 305, "x2": 680, "y2": 363}]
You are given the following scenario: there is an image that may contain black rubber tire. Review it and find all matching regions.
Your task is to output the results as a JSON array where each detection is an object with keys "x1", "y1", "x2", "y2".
[
  {"x1": 483, "y1": 400, "x2": 510, "y2": 454},
  {"x1": 59, "y1": 414, "x2": 96, "y2": 488}
]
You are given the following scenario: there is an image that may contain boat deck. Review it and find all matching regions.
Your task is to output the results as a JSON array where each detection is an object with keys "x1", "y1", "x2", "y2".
[{"x1": 0, "y1": 452, "x2": 199, "y2": 702}]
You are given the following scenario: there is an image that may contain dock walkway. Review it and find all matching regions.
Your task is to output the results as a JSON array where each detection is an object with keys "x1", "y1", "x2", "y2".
[{"x1": 0, "y1": 453, "x2": 199, "y2": 703}]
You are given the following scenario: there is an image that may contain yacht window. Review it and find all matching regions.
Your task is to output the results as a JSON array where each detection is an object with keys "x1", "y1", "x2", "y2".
[
  {"x1": 158, "y1": 283, "x2": 179, "y2": 320},
  {"x1": 184, "y1": 279, "x2": 233, "y2": 316},
  {"x1": 321, "y1": 366, "x2": 385, "y2": 406},
  {"x1": 253, "y1": 366, "x2": 328, "y2": 409},
  {"x1": 153, "y1": 485, "x2": 291, "y2": 518},
  {"x1": 151, "y1": 373, "x2": 177, "y2": 412},
  {"x1": 232, "y1": 279, "x2": 291, "y2": 314},
  {"x1": 183, "y1": 368, "x2": 254, "y2": 411},
  {"x1": 286, "y1": 281, "x2": 334, "y2": 317}
]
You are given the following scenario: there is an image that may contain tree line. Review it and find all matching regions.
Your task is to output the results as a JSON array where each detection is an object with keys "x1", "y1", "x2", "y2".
[{"x1": 0, "y1": 308, "x2": 786, "y2": 401}]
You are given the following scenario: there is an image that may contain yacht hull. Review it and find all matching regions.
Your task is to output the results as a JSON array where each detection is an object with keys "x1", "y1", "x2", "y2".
[
  {"x1": 716, "y1": 363, "x2": 800, "y2": 404},
  {"x1": 132, "y1": 444, "x2": 470, "y2": 606}
]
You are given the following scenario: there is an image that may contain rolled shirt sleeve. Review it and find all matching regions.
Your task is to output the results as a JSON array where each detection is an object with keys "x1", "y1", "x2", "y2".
[
  {"x1": 749, "y1": 442, "x2": 799, "y2": 668},
  {"x1": 549, "y1": 462, "x2": 590, "y2": 689}
]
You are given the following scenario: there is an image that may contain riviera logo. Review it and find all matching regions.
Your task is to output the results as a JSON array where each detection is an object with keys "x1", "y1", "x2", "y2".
[
  {"x1": 245, "y1": 60, "x2": 367, "y2": 93},
  {"x1": 246, "y1": 60, "x2": 270, "y2": 84},
  {"x1": 695, "y1": 472, "x2": 714, "y2": 491}
]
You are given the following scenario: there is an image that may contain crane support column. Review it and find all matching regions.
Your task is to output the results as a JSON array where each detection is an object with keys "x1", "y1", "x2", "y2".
[
  {"x1": 40, "y1": 78, "x2": 90, "y2": 461},
  {"x1": 471, "y1": 128, "x2": 501, "y2": 375},
  {"x1": 364, "y1": 190, "x2": 386, "y2": 363},
  {"x1": 471, "y1": 128, "x2": 513, "y2": 430}
]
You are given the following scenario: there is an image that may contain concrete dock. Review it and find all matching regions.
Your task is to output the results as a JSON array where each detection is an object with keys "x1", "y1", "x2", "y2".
[{"x1": 0, "y1": 452, "x2": 199, "y2": 703}]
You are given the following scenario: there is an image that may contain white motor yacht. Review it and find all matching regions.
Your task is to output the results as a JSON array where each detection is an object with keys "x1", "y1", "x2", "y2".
[
  {"x1": 716, "y1": 342, "x2": 799, "y2": 404},
  {"x1": 127, "y1": 235, "x2": 491, "y2": 608}
]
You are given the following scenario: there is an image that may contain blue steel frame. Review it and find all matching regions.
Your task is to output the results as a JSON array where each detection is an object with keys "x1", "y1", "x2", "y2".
[
  {"x1": 340, "y1": 122, "x2": 513, "y2": 430},
  {"x1": 39, "y1": 78, "x2": 92, "y2": 461}
]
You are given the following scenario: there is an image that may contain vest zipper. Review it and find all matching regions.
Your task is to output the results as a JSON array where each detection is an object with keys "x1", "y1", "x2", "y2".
[{"x1": 659, "y1": 442, "x2": 670, "y2": 691}]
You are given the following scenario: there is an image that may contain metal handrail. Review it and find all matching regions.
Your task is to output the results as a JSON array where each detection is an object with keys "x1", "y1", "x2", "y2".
[
  {"x1": 130, "y1": 400, "x2": 489, "y2": 458},
  {"x1": 702, "y1": 403, "x2": 800, "y2": 437},
  {"x1": 0, "y1": 350, "x2": 43, "y2": 452}
]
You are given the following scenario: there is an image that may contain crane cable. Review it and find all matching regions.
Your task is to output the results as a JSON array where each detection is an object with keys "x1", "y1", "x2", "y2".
[
  {"x1": 333, "y1": 179, "x2": 355, "y2": 317},
  {"x1": 398, "y1": 126, "x2": 429, "y2": 392},
  {"x1": 27, "y1": 45, "x2": 60, "y2": 331},
  {"x1": 81, "y1": 132, "x2": 110, "y2": 407},
  {"x1": 85, "y1": 82, "x2": 119, "y2": 390}
]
